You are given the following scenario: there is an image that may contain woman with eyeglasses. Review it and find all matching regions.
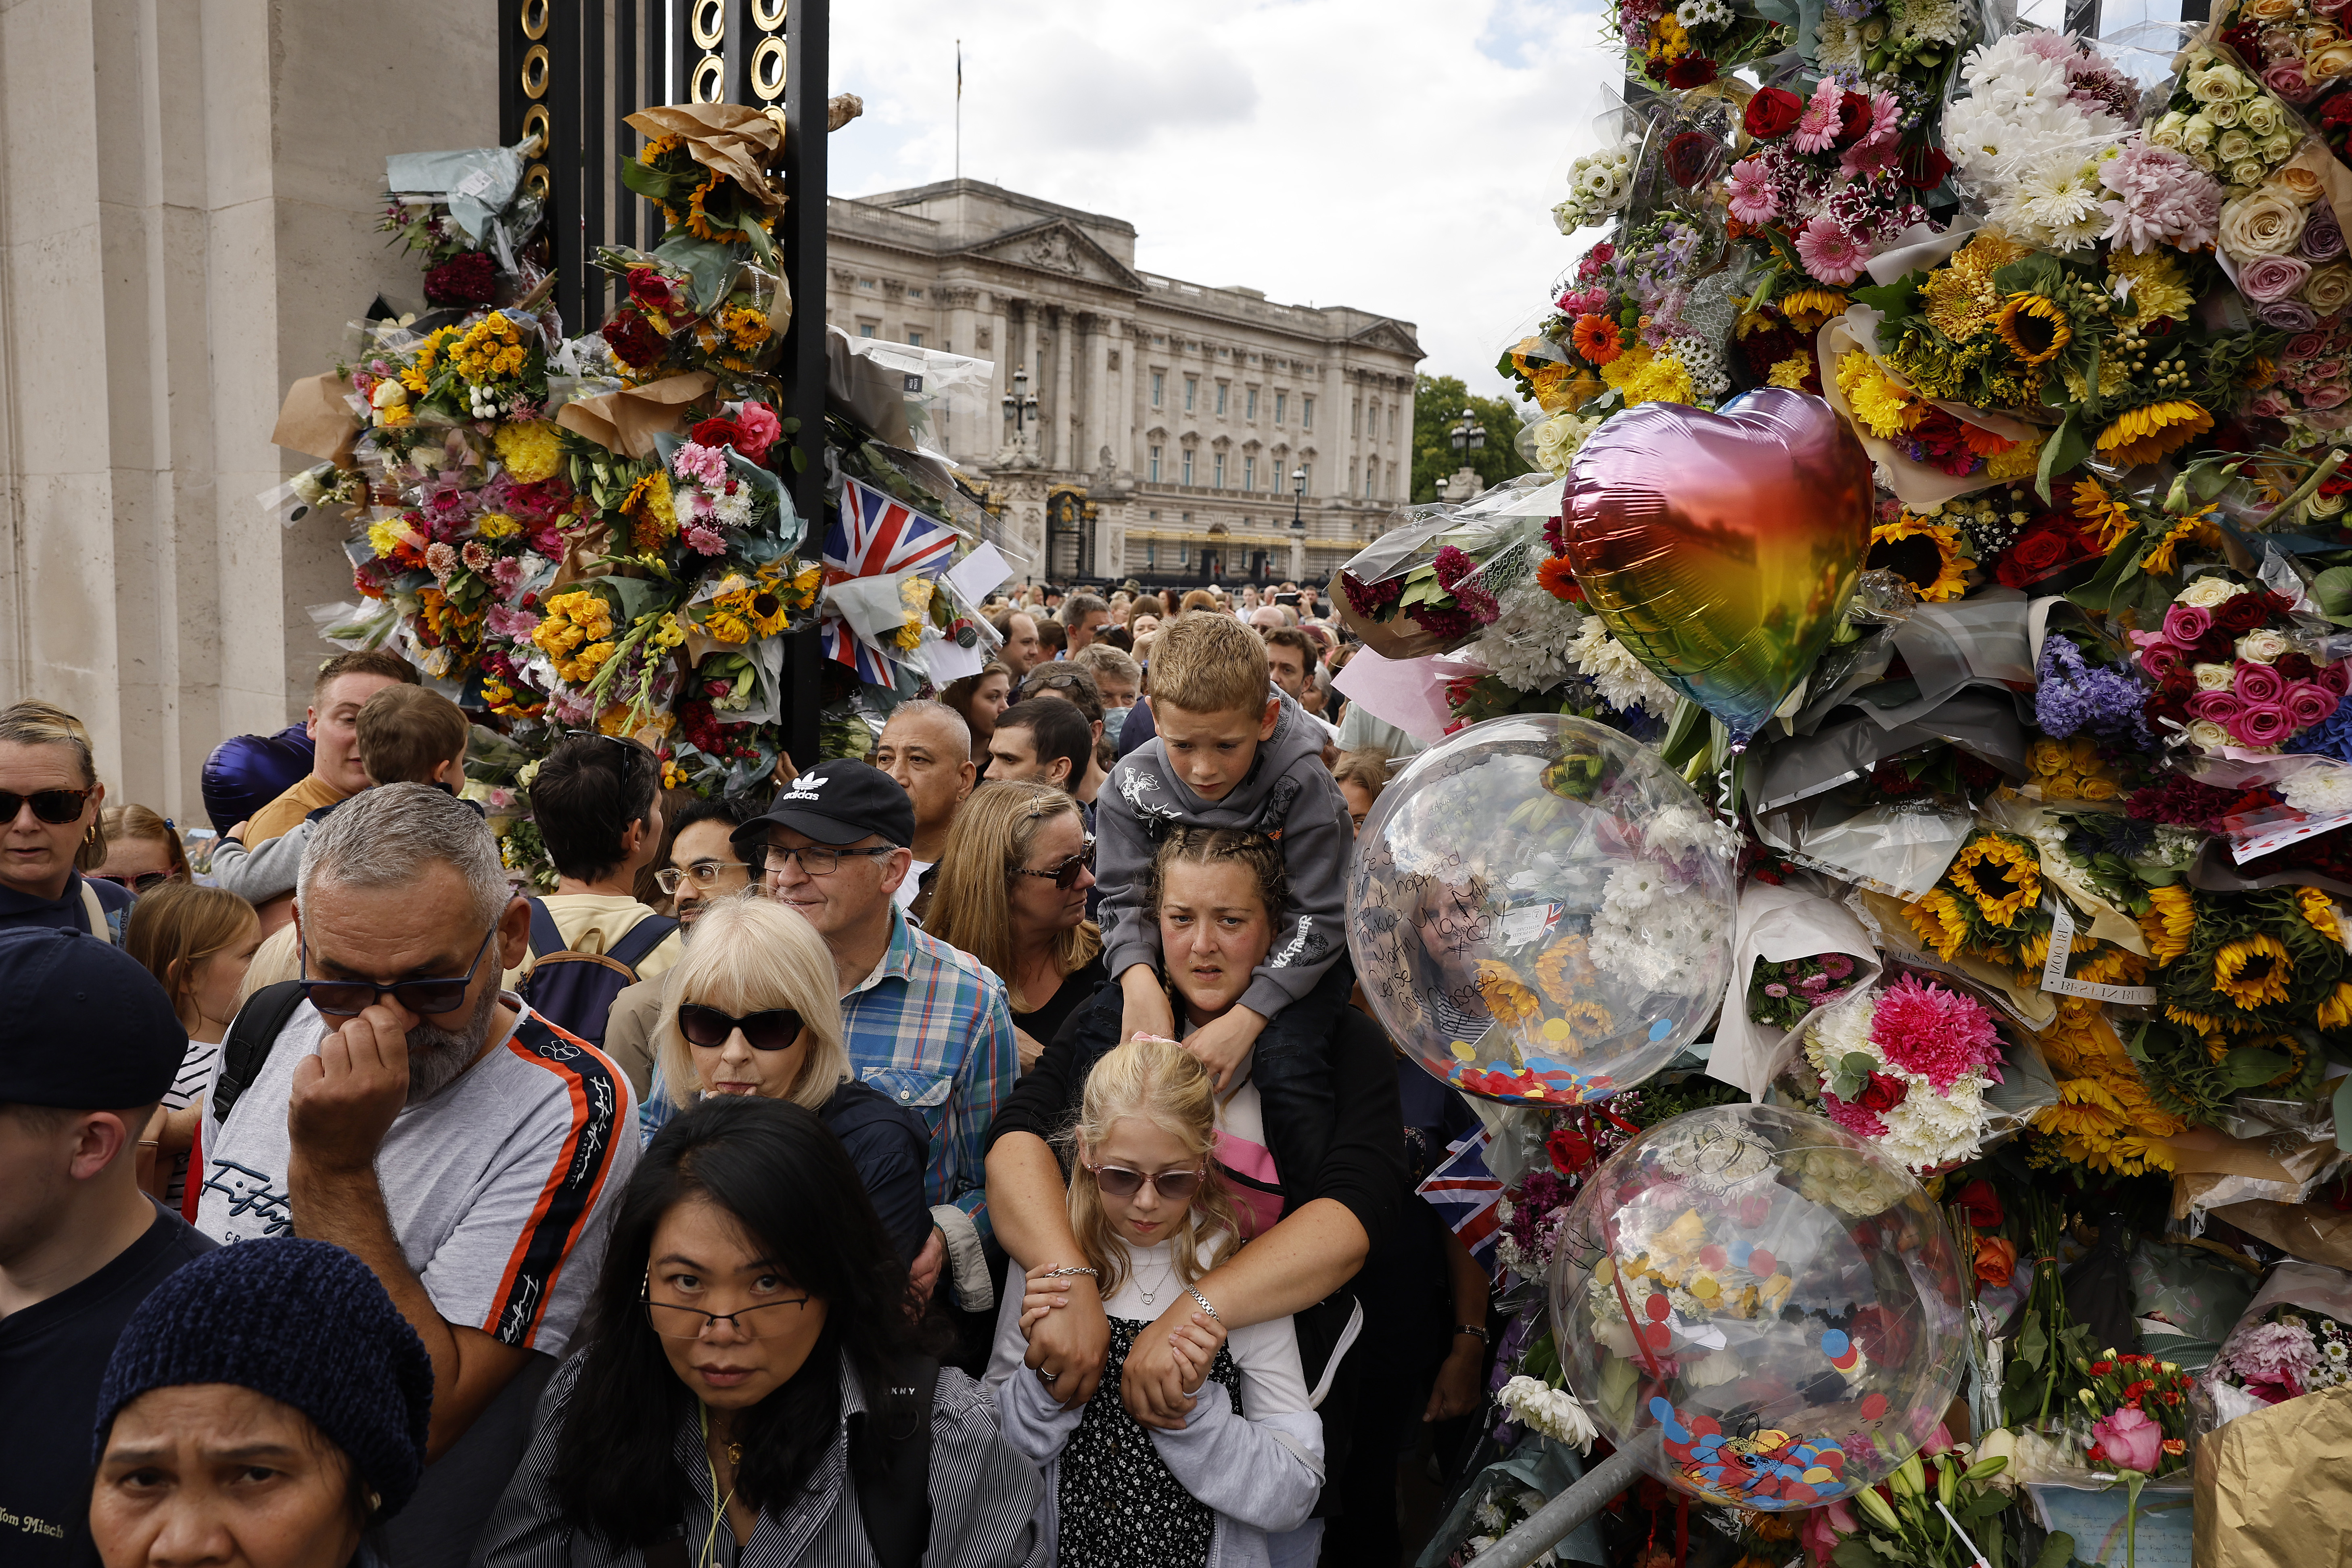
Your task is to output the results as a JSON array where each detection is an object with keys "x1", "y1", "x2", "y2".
[
  {"x1": 923, "y1": 782, "x2": 1104, "y2": 1076},
  {"x1": 0, "y1": 699, "x2": 132, "y2": 941},
  {"x1": 644, "y1": 893, "x2": 933, "y2": 1262},
  {"x1": 95, "y1": 804, "x2": 191, "y2": 895},
  {"x1": 477, "y1": 1095, "x2": 1043, "y2": 1568}
]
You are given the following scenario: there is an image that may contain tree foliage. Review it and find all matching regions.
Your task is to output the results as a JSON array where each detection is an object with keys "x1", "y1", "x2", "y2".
[{"x1": 1411, "y1": 374, "x2": 1531, "y2": 504}]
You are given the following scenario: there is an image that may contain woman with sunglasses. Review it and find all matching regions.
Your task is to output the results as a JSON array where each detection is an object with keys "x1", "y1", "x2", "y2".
[
  {"x1": 987, "y1": 1034, "x2": 1321, "y2": 1568},
  {"x1": 478, "y1": 1095, "x2": 1043, "y2": 1568},
  {"x1": 647, "y1": 893, "x2": 933, "y2": 1262},
  {"x1": 924, "y1": 782, "x2": 1104, "y2": 1075},
  {"x1": 0, "y1": 699, "x2": 131, "y2": 941}
]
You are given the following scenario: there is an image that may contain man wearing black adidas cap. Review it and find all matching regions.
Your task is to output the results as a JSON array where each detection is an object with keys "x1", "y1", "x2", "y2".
[
  {"x1": 733, "y1": 763, "x2": 1018, "y2": 1330},
  {"x1": 0, "y1": 928, "x2": 214, "y2": 1565}
]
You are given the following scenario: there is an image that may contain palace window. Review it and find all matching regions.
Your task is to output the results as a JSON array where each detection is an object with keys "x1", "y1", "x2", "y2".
[
  {"x1": 1185, "y1": 376, "x2": 1198, "y2": 411},
  {"x1": 1149, "y1": 445, "x2": 1162, "y2": 483},
  {"x1": 1214, "y1": 452, "x2": 1227, "y2": 489},
  {"x1": 1246, "y1": 388, "x2": 1259, "y2": 420},
  {"x1": 1275, "y1": 392, "x2": 1287, "y2": 424},
  {"x1": 1182, "y1": 448, "x2": 1195, "y2": 485},
  {"x1": 1302, "y1": 397, "x2": 1315, "y2": 431},
  {"x1": 857, "y1": 322, "x2": 877, "y2": 338},
  {"x1": 1243, "y1": 455, "x2": 1256, "y2": 491},
  {"x1": 1151, "y1": 371, "x2": 1164, "y2": 408},
  {"x1": 1215, "y1": 383, "x2": 1228, "y2": 416},
  {"x1": 907, "y1": 331, "x2": 924, "y2": 348}
]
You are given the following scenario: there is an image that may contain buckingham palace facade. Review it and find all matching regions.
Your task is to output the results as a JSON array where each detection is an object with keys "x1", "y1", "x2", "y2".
[{"x1": 823, "y1": 179, "x2": 1425, "y2": 587}]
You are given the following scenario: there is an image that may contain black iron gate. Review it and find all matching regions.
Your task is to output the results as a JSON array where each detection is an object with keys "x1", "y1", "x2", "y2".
[
  {"x1": 498, "y1": 0, "x2": 827, "y2": 765},
  {"x1": 1045, "y1": 486, "x2": 1095, "y2": 583}
]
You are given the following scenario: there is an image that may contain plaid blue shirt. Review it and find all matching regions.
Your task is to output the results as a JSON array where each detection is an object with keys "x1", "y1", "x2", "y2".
[{"x1": 839, "y1": 907, "x2": 1018, "y2": 1254}]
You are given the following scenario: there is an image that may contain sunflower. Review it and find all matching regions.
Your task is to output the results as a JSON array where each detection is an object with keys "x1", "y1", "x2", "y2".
[
  {"x1": 1535, "y1": 933, "x2": 1593, "y2": 1006},
  {"x1": 2097, "y1": 401, "x2": 2213, "y2": 468},
  {"x1": 1777, "y1": 288, "x2": 1850, "y2": 332},
  {"x1": 2164, "y1": 1002, "x2": 2234, "y2": 1035},
  {"x1": 1995, "y1": 293, "x2": 2072, "y2": 366},
  {"x1": 2141, "y1": 884, "x2": 2196, "y2": 964},
  {"x1": 1476, "y1": 960, "x2": 1543, "y2": 1026},
  {"x1": 1947, "y1": 834, "x2": 2042, "y2": 928},
  {"x1": 1562, "y1": 997, "x2": 1614, "y2": 1039},
  {"x1": 2214, "y1": 934, "x2": 2294, "y2": 1011},
  {"x1": 621, "y1": 470, "x2": 678, "y2": 552},
  {"x1": 2139, "y1": 512, "x2": 2224, "y2": 577},
  {"x1": 2300, "y1": 886, "x2": 2341, "y2": 940},
  {"x1": 2036, "y1": 1099, "x2": 2127, "y2": 1139},
  {"x1": 2070, "y1": 476, "x2": 2138, "y2": 551},
  {"x1": 703, "y1": 561, "x2": 815, "y2": 643},
  {"x1": 2319, "y1": 979, "x2": 2352, "y2": 1031},
  {"x1": 1867, "y1": 516, "x2": 1974, "y2": 602},
  {"x1": 1902, "y1": 887, "x2": 1971, "y2": 961},
  {"x1": 1572, "y1": 314, "x2": 1624, "y2": 366}
]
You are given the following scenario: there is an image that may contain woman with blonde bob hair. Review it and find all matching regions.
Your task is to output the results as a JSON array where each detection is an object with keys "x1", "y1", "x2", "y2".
[
  {"x1": 648, "y1": 892, "x2": 933, "y2": 1260},
  {"x1": 925, "y1": 779, "x2": 1105, "y2": 1072}
]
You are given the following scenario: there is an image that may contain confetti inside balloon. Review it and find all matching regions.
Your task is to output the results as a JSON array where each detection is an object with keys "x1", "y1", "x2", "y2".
[
  {"x1": 1549, "y1": 1104, "x2": 1970, "y2": 1510},
  {"x1": 1345, "y1": 715, "x2": 1738, "y2": 1105},
  {"x1": 1560, "y1": 389, "x2": 1872, "y2": 747}
]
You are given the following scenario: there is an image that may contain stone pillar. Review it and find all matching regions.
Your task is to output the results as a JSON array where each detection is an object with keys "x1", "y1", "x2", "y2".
[
  {"x1": 1085, "y1": 315, "x2": 1110, "y2": 478},
  {"x1": 0, "y1": 0, "x2": 495, "y2": 815},
  {"x1": 1017, "y1": 304, "x2": 1040, "y2": 456},
  {"x1": 1051, "y1": 307, "x2": 1074, "y2": 474}
]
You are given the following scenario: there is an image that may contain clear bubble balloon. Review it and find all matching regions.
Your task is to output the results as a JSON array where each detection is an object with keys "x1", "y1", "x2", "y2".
[
  {"x1": 1548, "y1": 1104, "x2": 1972, "y2": 1511},
  {"x1": 1346, "y1": 714, "x2": 1737, "y2": 1106}
]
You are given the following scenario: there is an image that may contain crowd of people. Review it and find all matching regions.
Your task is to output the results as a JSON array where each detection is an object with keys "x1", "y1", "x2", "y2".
[{"x1": 0, "y1": 576, "x2": 1497, "y2": 1568}]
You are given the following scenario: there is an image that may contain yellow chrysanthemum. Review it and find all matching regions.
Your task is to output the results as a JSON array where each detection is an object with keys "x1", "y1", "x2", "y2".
[
  {"x1": 1995, "y1": 293, "x2": 2072, "y2": 366},
  {"x1": 1601, "y1": 343, "x2": 1697, "y2": 409},
  {"x1": 1985, "y1": 434, "x2": 2047, "y2": 482},
  {"x1": 1947, "y1": 834, "x2": 2041, "y2": 928},
  {"x1": 475, "y1": 512, "x2": 522, "y2": 541},
  {"x1": 2140, "y1": 883, "x2": 2195, "y2": 965},
  {"x1": 493, "y1": 420, "x2": 565, "y2": 484},
  {"x1": 1923, "y1": 235, "x2": 2030, "y2": 341},
  {"x1": 1836, "y1": 350, "x2": 1920, "y2": 440},
  {"x1": 1903, "y1": 887, "x2": 1972, "y2": 961},
  {"x1": 2097, "y1": 401, "x2": 2213, "y2": 468},
  {"x1": 2214, "y1": 934, "x2": 2294, "y2": 1011},
  {"x1": 2107, "y1": 249, "x2": 2197, "y2": 324},
  {"x1": 366, "y1": 518, "x2": 413, "y2": 560},
  {"x1": 1867, "y1": 516, "x2": 1974, "y2": 602},
  {"x1": 1766, "y1": 354, "x2": 1815, "y2": 390}
]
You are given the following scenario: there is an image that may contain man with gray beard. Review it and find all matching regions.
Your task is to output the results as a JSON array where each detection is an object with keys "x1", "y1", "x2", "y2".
[{"x1": 193, "y1": 784, "x2": 637, "y2": 1564}]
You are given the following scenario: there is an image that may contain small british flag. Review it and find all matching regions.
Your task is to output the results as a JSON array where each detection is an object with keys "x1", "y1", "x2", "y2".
[
  {"x1": 1417, "y1": 1129, "x2": 1505, "y2": 1284},
  {"x1": 825, "y1": 477, "x2": 960, "y2": 580},
  {"x1": 820, "y1": 619, "x2": 898, "y2": 685}
]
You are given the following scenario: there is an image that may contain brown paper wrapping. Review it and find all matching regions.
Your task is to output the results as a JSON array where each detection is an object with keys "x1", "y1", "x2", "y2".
[
  {"x1": 2209, "y1": 1198, "x2": 2352, "y2": 1271},
  {"x1": 556, "y1": 372, "x2": 716, "y2": 460},
  {"x1": 271, "y1": 372, "x2": 360, "y2": 466},
  {"x1": 2193, "y1": 1380, "x2": 2352, "y2": 1566},
  {"x1": 622, "y1": 104, "x2": 782, "y2": 214}
]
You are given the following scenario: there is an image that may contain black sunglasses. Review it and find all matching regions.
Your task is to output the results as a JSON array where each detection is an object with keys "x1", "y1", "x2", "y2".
[
  {"x1": 1014, "y1": 836, "x2": 1096, "y2": 891},
  {"x1": 96, "y1": 871, "x2": 176, "y2": 895},
  {"x1": 1087, "y1": 1164, "x2": 1206, "y2": 1202},
  {"x1": 299, "y1": 925, "x2": 498, "y2": 1019},
  {"x1": 677, "y1": 1004, "x2": 806, "y2": 1052},
  {"x1": 1, "y1": 787, "x2": 93, "y2": 825}
]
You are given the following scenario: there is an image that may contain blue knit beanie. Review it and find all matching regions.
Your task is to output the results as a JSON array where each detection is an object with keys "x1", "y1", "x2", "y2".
[{"x1": 93, "y1": 1238, "x2": 435, "y2": 1516}]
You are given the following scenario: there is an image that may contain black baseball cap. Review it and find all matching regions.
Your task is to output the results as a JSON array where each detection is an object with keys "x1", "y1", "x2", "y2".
[
  {"x1": 732, "y1": 762, "x2": 915, "y2": 851},
  {"x1": 0, "y1": 928, "x2": 184, "y2": 1108}
]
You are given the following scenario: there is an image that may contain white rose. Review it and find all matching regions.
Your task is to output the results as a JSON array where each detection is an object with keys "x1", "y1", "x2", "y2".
[
  {"x1": 2218, "y1": 127, "x2": 2258, "y2": 165},
  {"x1": 2178, "y1": 575, "x2": 2239, "y2": 607},
  {"x1": 2188, "y1": 719, "x2": 2233, "y2": 749},
  {"x1": 2243, "y1": 96, "x2": 2285, "y2": 136},
  {"x1": 2193, "y1": 661, "x2": 2236, "y2": 689},
  {"x1": 2208, "y1": 97, "x2": 2243, "y2": 128},
  {"x1": 369, "y1": 379, "x2": 409, "y2": 409},
  {"x1": 2263, "y1": 131, "x2": 2298, "y2": 164},
  {"x1": 2185, "y1": 113, "x2": 2218, "y2": 151},
  {"x1": 2150, "y1": 111, "x2": 2188, "y2": 150},
  {"x1": 2233, "y1": 160, "x2": 2271, "y2": 188},
  {"x1": 2239, "y1": 628, "x2": 2291, "y2": 663}
]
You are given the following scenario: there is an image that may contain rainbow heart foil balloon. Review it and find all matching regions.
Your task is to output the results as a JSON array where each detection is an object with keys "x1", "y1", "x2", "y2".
[{"x1": 1561, "y1": 390, "x2": 1871, "y2": 746}]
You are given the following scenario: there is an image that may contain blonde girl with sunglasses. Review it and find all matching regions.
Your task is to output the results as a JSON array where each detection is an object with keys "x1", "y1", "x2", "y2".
[{"x1": 985, "y1": 1035, "x2": 1322, "y2": 1568}]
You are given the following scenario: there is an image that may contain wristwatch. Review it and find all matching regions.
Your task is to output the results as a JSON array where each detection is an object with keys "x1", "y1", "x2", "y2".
[{"x1": 1454, "y1": 1323, "x2": 1490, "y2": 1344}]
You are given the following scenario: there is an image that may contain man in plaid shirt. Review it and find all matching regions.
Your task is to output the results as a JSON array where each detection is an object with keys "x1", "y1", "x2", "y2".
[{"x1": 732, "y1": 764, "x2": 1017, "y2": 1312}]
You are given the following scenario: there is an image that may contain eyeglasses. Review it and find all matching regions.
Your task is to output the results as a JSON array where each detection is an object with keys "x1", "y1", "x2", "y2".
[
  {"x1": 1014, "y1": 837, "x2": 1096, "y2": 891},
  {"x1": 298, "y1": 924, "x2": 498, "y2": 1019},
  {"x1": 95, "y1": 871, "x2": 176, "y2": 895},
  {"x1": 654, "y1": 861, "x2": 751, "y2": 895},
  {"x1": 677, "y1": 1003, "x2": 805, "y2": 1052},
  {"x1": 641, "y1": 1290, "x2": 813, "y2": 1340},
  {"x1": 1087, "y1": 1164, "x2": 1206, "y2": 1202},
  {"x1": 750, "y1": 842, "x2": 899, "y2": 879},
  {"x1": 0, "y1": 787, "x2": 93, "y2": 826}
]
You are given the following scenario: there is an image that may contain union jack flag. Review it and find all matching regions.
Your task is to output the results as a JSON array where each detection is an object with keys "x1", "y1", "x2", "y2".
[
  {"x1": 825, "y1": 477, "x2": 960, "y2": 580},
  {"x1": 1417, "y1": 1128, "x2": 1505, "y2": 1284},
  {"x1": 821, "y1": 619, "x2": 898, "y2": 685}
]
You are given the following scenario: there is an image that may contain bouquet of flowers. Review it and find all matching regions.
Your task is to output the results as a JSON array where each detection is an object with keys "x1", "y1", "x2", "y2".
[
  {"x1": 1553, "y1": 136, "x2": 1643, "y2": 233},
  {"x1": 2128, "y1": 575, "x2": 2348, "y2": 759},
  {"x1": 1725, "y1": 77, "x2": 1938, "y2": 291},
  {"x1": 1609, "y1": 0, "x2": 1785, "y2": 92},
  {"x1": 1796, "y1": 973, "x2": 2010, "y2": 1170},
  {"x1": 1809, "y1": 0, "x2": 1983, "y2": 135},
  {"x1": 1746, "y1": 951, "x2": 1865, "y2": 1029},
  {"x1": 2150, "y1": 44, "x2": 2312, "y2": 198},
  {"x1": 2210, "y1": 1300, "x2": 2352, "y2": 1405},
  {"x1": 2026, "y1": 997, "x2": 2185, "y2": 1177}
]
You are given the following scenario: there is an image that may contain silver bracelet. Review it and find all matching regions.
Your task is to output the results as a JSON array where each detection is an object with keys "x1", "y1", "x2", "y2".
[
  {"x1": 1039, "y1": 1265, "x2": 1099, "y2": 1281},
  {"x1": 1185, "y1": 1285, "x2": 1222, "y2": 1323}
]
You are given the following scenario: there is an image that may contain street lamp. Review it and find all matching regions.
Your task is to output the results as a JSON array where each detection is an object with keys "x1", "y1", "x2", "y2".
[
  {"x1": 1289, "y1": 464, "x2": 1307, "y2": 530},
  {"x1": 1001, "y1": 367, "x2": 1039, "y2": 445},
  {"x1": 1449, "y1": 408, "x2": 1486, "y2": 457}
]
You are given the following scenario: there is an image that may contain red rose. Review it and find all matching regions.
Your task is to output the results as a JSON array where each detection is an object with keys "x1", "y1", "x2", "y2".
[
  {"x1": 1855, "y1": 1072, "x2": 1909, "y2": 1112},
  {"x1": 1664, "y1": 130, "x2": 1721, "y2": 190},
  {"x1": 1547, "y1": 1127, "x2": 1595, "y2": 1174},
  {"x1": 2214, "y1": 593, "x2": 2272, "y2": 633},
  {"x1": 1836, "y1": 90, "x2": 1874, "y2": 144},
  {"x1": 1744, "y1": 87, "x2": 1805, "y2": 140},
  {"x1": 422, "y1": 251, "x2": 497, "y2": 308},
  {"x1": 602, "y1": 307, "x2": 667, "y2": 369},
  {"x1": 1896, "y1": 143, "x2": 1954, "y2": 191},
  {"x1": 1953, "y1": 1177, "x2": 2003, "y2": 1230},
  {"x1": 691, "y1": 416, "x2": 747, "y2": 452},
  {"x1": 2280, "y1": 652, "x2": 2319, "y2": 680},
  {"x1": 1664, "y1": 56, "x2": 1718, "y2": 89},
  {"x1": 627, "y1": 266, "x2": 678, "y2": 313},
  {"x1": 1995, "y1": 519, "x2": 2091, "y2": 588}
]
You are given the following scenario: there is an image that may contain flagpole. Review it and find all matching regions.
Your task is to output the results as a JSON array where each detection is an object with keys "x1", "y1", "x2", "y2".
[{"x1": 955, "y1": 40, "x2": 962, "y2": 181}]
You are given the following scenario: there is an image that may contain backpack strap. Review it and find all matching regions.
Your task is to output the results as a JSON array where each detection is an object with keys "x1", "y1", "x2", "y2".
[
  {"x1": 524, "y1": 897, "x2": 565, "y2": 963},
  {"x1": 850, "y1": 1355, "x2": 938, "y2": 1568},
  {"x1": 77, "y1": 880, "x2": 109, "y2": 940},
  {"x1": 604, "y1": 913, "x2": 679, "y2": 972},
  {"x1": 211, "y1": 981, "x2": 308, "y2": 1125}
]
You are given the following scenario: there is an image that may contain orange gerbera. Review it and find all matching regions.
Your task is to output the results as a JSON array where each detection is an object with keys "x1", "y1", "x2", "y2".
[
  {"x1": 1537, "y1": 554, "x2": 1585, "y2": 604},
  {"x1": 1573, "y1": 314, "x2": 1624, "y2": 366}
]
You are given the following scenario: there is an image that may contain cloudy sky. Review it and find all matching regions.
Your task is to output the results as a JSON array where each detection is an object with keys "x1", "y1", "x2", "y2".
[{"x1": 828, "y1": 0, "x2": 1618, "y2": 403}]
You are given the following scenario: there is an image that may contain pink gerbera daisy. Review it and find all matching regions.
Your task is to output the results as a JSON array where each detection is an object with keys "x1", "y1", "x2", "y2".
[
  {"x1": 1792, "y1": 76, "x2": 1844, "y2": 155},
  {"x1": 1794, "y1": 215, "x2": 1867, "y2": 284},
  {"x1": 1727, "y1": 157, "x2": 1780, "y2": 224}
]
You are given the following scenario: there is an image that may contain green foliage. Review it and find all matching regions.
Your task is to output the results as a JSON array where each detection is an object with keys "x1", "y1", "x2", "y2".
[{"x1": 1411, "y1": 374, "x2": 1527, "y2": 504}]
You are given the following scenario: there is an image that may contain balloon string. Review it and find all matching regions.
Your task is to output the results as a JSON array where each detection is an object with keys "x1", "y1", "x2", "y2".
[{"x1": 1597, "y1": 1106, "x2": 1641, "y2": 1137}]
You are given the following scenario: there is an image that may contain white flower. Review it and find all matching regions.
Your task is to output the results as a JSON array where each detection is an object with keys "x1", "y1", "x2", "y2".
[
  {"x1": 1891, "y1": 0, "x2": 1969, "y2": 45},
  {"x1": 1497, "y1": 1376, "x2": 1599, "y2": 1452},
  {"x1": 2238, "y1": 628, "x2": 2290, "y2": 664},
  {"x1": 2283, "y1": 767, "x2": 2352, "y2": 816},
  {"x1": 1567, "y1": 619, "x2": 1676, "y2": 715},
  {"x1": 2193, "y1": 662, "x2": 2235, "y2": 690},
  {"x1": 1814, "y1": 14, "x2": 1865, "y2": 73},
  {"x1": 1603, "y1": 861, "x2": 1665, "y2": 912},
  {"x1": 1645, "y1": 803, "x2": 1739, "y2": 863},
  {"x1": 2178, "y1": 575, "x2": 2239, "y2": 607},
  {"x1": 2186, "y1": 719, "x2": 2233, "y2": 751},
  {"x1": 1534, "y1": 412, "x2": 1601, "y2": 477},
  {"x1": 1464, "y1": 579, "x2": 1587, "y2": 692}
]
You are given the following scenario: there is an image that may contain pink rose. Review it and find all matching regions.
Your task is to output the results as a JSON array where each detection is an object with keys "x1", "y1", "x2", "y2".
[
  {"x1": 2252, "y1": 390, "x2": 2296, "y2": 418},
  {"x1": 2244, "y1": 255, "x2": 2316, "y2": 303},
  {"x1": 1802, "y1": 1499, "x2": 1860, "y2": 1566},
  {"x1": 2164, "y1": 603, "x2": 2214, "y2": 644},
  {"x1": 2289, "y1": 681, "x2": 2339, "y2": 727},
  {"x1": 2091, "y1": 1406, "x2": 2165, "y2": 1473},
  {"x1": 2265, "y1": 59, "x2": 2321, "y2": 101},
  {"x1": 2324, "y1": 661, "x2": 2352, "y2": 696},
  {"x1": 2289, "y1": 331, "x2": 2329, "y2": 361},
  {"x1": 2311, "y1": 385, "x2": 2352, "y2": 409},
  {"x1": 2236, "y1": 703, "x2": 2296, "y2": 746},
  {"x1": 2191, "y1": 690, "x2": 2246, "y2": 724},
  {"x1": 2238, "y1": 662, "x2": 2288, "y2": 704},
  {"x1": 2141, "y1": 642, "x2": 2185, "y2": 681},
  {"x1": 734, "y1": 399, "x2": 782, "y2": 462}
]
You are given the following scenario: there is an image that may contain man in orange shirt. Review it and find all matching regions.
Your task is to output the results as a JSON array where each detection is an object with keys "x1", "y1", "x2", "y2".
[{"x1": 242, "y1": 650, "x2": 420, "y2": 847}]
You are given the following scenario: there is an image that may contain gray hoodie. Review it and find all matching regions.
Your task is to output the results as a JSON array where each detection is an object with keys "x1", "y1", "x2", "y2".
[{"x1": 1097, "y1": 684, "x2": 1353, "y2": 1019}]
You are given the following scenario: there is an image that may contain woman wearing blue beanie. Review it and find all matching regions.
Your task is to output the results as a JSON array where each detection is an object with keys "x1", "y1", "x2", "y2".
[
  {"x1": 477, "y1": 1095, "x2": 1043, "y2": 1568},
  {"x1": 87, "y1": 1237, "x2": 433, "y2": 1568}
]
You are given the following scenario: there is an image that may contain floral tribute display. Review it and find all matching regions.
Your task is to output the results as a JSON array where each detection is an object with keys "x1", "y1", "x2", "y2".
[
  {"x1": 273, "y1": 105, "x2": 1004, "y2": 884},
  {"x1": 1363, "y1": 12, "x2": 2352, "y2": 1564}
]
